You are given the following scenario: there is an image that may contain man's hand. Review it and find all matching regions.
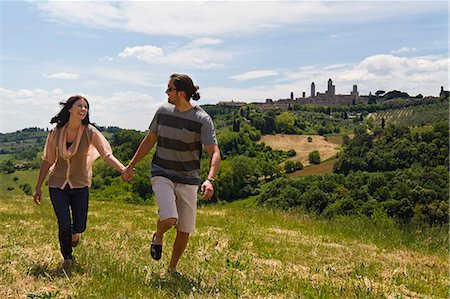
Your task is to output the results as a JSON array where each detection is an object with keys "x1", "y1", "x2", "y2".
[
  {"x1": 201, "y1": 180, "x2": 214, "y2": 200},
  {"x1": 33, "y1": 188, "x2": 42, "y2": 205}
]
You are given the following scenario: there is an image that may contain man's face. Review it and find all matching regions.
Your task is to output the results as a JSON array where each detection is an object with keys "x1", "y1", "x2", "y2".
[{"x1": 165, "y1": 80, "x2": 179, "y2": 105}]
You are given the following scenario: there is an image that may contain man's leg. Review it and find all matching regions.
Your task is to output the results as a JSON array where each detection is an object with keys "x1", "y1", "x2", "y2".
[
  {"x1": 150, "y1": 176, "x2": 178, "y2": 246},
  {"x1": 153, "y1": 217, "x2": 177, "y2": 244},
  {"x1": 168, "y1": 230, "x2": 189, "y2": 273},
  {"x1": 168, "y1": 183, "x2": 198, "y2": 273}
]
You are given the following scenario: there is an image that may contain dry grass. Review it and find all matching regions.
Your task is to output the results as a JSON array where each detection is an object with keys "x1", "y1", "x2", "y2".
[{"x1": 260, "y1": 134, "x2": 341, "y2": 166}]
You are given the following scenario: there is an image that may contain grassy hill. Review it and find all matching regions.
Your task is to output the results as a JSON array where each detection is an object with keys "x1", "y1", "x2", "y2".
[{"x1": 1, "y1": 194, "x2": 447, "y2": 298}]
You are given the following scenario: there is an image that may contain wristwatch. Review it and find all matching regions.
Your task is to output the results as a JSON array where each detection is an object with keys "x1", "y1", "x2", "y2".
[{"x1": 206, "y1": 177, "x2": 215, "y2": 184}]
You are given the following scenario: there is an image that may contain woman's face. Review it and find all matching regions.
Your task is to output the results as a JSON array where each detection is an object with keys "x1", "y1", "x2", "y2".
[{"x1": 68, "y1": 99, "x2": 89, "y2": 122}]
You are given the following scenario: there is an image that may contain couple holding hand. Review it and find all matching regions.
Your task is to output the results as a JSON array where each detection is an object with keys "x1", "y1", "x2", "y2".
[{"x1": 34, "y1": 74, "x2": 221, "y2": 275}]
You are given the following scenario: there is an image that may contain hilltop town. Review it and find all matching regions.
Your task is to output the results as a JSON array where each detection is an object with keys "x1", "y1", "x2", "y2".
[{"x1": 218, "y1": 78, "x2": 449, "y2": 110}]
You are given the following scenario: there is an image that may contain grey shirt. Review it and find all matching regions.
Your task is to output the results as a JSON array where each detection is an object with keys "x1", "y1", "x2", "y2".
[{"x1": 149, "y1": 103, "x2": 217, "y2": 185}]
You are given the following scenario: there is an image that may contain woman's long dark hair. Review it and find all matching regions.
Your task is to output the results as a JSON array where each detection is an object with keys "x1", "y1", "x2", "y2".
[{"x1": 50, "y1": 95, "x2": 91, "y2": 128}]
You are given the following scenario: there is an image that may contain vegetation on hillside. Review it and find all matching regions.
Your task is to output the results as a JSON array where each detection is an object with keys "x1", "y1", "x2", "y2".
[
  {"x1": 258, "y1": 122, "x2": 449, "y2": 225},
  {"x1": 1, "y1": 95, "x2": 448, "y2": 227}
]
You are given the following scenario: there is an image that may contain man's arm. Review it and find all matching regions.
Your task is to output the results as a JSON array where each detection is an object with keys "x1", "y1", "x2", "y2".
[
  {"x1": 122, "y1": 132, "x2": 157, "y2": 181},
  {"x1": 200, "y1": 144, "x2": 221, "y2": 200}
]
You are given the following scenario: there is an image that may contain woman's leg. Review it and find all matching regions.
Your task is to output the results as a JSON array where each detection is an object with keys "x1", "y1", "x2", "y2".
[
  {"x1": 70, "y1": 187, "x2": 89, "y2": 236},
  {"x1": 49, "y1": 187, "x2": 73, "y2": 260}
]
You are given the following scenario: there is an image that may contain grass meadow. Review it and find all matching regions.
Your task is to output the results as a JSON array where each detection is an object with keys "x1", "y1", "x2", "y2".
[{"x1": 0, "y1": 193, "x2": 448, "y2": 298}]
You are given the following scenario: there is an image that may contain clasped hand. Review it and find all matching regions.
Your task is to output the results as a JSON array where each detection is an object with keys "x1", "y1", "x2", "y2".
[{"x1": 122, "y1": 164, "x2": 135, "y2": 182}]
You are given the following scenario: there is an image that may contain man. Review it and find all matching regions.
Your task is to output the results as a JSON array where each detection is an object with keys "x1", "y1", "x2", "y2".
[{"x1": 123, "y1": 74, "x2": 220, "y2": 275}]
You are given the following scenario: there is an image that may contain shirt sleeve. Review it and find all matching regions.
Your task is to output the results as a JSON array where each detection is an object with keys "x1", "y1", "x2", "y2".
[
  {"x1": 201, "y1": 114, "x2": 217, "y2": 146},
  {"x1": 148, "y1": 108, "x2": 160, "y2": 133},
  {"x1": 91, "y1": 127, "x2": 113, "y2": 159},
  {"x1": 42, "y1": 129, "x2": 57, "y2": 164}
]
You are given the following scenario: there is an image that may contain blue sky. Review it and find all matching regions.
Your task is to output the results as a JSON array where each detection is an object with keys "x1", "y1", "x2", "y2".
[{"x1": 1, "y1": 1, "x2": 448, "y2": 133}]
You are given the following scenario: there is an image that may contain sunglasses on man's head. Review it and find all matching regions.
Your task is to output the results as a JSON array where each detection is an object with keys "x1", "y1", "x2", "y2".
[{"x1": 166, "y1": 86, "x2": 178, "y2": 92}]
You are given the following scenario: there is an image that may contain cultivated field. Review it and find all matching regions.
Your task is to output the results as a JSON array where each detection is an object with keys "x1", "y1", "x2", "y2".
[
  {"x1": 1, "y1": 195, "x2": 447, "y2": 298},
  {"x1": 287, "y1": 159, "x2": 337, "y2": 177},
  {"x1": 260, "y1": 134, "x2": 342, "y2": 166}
]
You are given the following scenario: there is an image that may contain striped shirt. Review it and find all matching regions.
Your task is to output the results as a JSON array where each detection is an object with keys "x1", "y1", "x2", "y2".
[{"x1": 149, "y1": 103, "x2": 217, "y2": 185}]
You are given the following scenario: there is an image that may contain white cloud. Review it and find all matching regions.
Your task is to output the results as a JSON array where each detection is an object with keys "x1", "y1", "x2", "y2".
[
  {"x1": 35, "y1": 2, "x2": 444, "y2": 37},
  {"x1": 117, "y1": 40, "x2": 231, "y2": 70},
  {"x1": 118, "y1": 45, "x2": 164, "y2": 61},
  {"x1": 43, "y1": 72, "x2": 79, "y2": 80},
  {"x1": 391, "y1": 47, "x2": 418, "y2": 54},
  {"x1": 229, "y1": 70, "x2": 279, "y2": 81}
]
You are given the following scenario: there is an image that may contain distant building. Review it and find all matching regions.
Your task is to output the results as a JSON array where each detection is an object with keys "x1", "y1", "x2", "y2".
[
  {"x1": 217, "y1": 100, "x2": 246, "y2": 107},
  {"x1": 439, "y1": 86, "x2": 449, "y2": 99},
  {"x1": 218, "y1": 78, "x2": 444, "y2": 111},
  {"x1": 296, "y1": 78, "x2": 363, "y2": 106}
]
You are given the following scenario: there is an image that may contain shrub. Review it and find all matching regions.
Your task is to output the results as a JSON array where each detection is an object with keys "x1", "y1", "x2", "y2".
[
  {"x1": 287, "y1": 149, "x2": 296, "y2": 157},
  {"x1": 309, "y1": 150, "x2": 321, "y2": 164},
  {"x1": 19, "y1": 183, "x2": 32, "y2": 196}
]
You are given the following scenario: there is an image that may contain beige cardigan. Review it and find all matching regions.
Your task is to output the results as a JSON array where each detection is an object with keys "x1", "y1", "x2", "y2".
[{"x1": 43, "y1": 124, "x2": 113, "y2": 189}]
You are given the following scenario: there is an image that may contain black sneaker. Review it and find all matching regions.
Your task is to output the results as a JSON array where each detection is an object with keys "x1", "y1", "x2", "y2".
[{"x1": 150, "y1": 233, "x2": 163, "y2": 260}]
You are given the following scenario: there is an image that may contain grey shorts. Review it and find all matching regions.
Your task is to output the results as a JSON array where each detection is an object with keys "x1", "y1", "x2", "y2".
[{"x1": 151, "y1": 176, "x2": 199, "y2": 233}]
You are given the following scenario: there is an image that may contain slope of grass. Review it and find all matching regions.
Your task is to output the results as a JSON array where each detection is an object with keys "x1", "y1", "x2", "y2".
[
  {"x1": 1, "y1": 194, "x2": 447, "y2": 298},
  {"x1": 0, "y1": 169, "x2": 41, "y2": 196}
]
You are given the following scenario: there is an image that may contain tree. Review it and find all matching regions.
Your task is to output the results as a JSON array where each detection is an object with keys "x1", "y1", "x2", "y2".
[
  {"x1": 0, "y1": 159, "x2": 15, "y2": 174},
  {"x1": 275, "y1": 112, "x2": 297, "y2": 134},
  {"x1": 383, "y1": 90, "x2": 410, "y2": 100},
  {"x1": 284, "y1": 160, "x2": 296, "y2": 173},
  {"x1": 309, "y1": 150, "x2": 321, "y2": 164},
  {"x1": 375, "y1": 90, "x2": 385, "y2": 97}
]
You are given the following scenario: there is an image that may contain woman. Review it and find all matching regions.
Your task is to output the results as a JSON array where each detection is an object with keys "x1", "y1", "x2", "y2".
[{"x1": 33, "y1": 95, "x2": 125, "y2": 273}]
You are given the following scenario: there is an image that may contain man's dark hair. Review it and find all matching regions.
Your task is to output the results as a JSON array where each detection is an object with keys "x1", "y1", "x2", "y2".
[{"x1": 170, "y1": 74, "x2": 201, "y2": 101}]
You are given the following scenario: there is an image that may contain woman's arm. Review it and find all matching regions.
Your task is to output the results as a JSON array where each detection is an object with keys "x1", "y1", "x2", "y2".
[
  {"x1": 33, "y1": 160, "x2": 53, "y2": 205},
  {"x1": 103, "y1": 154, "x2": 126, "y2": 173},
  {"x1": 91, "y1": 128, "x2": 126, "y2": 173}
]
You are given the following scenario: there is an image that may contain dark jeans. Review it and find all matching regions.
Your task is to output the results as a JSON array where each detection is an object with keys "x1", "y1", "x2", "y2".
[{"x1": 49, "y1": 186, "x2": 89, "y2": 260}]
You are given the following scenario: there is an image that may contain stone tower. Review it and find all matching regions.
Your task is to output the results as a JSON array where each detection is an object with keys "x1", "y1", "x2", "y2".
[
  {"x1": 327, "y1": 78, "x2": 335, "y2": 98},
  {"x1": 351, "y1": 84, "x2": 359, "y2": 101},
  {"x1": 311, "y1": 82, "x2": 315, "y2": 98}
]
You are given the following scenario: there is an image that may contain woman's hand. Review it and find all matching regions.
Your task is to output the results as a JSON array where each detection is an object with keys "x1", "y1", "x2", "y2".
[{"x1": 33, "y1": 188, "x2": 42, "y2": 205}]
